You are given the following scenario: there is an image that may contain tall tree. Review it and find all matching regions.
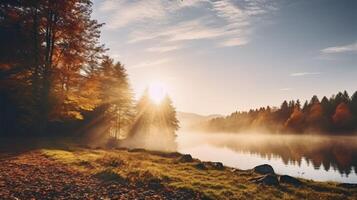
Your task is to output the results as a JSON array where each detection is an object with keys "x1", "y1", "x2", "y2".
[
  {"x1": 0, "y1": 0, "x2": 106, "y2": 135},
  {"x1": 97, "y1": 57, "x2": 134, "y2": 138},
  {"x1": 333, "y1": 102, "x2": 353, "y2": 130},
  {"x1": 155, "y1": 96, "x2": 179, "y2": 151}
]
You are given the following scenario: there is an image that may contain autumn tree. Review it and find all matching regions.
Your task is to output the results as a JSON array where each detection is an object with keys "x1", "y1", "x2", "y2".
[
  {"x1": 285, "y1": 107, "x2": 304, "y2": 132},
  {"x1": 201, "y1": 91, "x2": 357, "y2": 134},
  {"x1": 0, "y1": 0, "x2": 106, "y2": 135},
  {"x1": 332, "y1": 102, "x2": 353, "y2": 130}
]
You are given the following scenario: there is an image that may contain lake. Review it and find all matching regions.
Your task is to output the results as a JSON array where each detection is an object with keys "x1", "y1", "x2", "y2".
[{"x1": 177, "y1": 132, "x2": 357, "y2": 183}]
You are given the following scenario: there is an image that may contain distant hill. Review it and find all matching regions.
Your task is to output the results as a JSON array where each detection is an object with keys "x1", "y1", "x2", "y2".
[{"x1": 177, "y1": 111, "x2": 222, "y2": 130}]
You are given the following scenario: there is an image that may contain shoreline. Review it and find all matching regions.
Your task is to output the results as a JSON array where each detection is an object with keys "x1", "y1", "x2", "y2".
[{"x1": 1, "y1": 142, "x2": 356, "y2": 199}]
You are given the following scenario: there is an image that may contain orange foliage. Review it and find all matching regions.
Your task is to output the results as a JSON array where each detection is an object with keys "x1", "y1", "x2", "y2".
[
  {"x1": 285, "y1": 107, "x2": 304, "y2": 129},
  {"x1": 307, "y1": 103, "x2": 323, "y2": 122},
  {"x1": 332, "y1": 103, "x2": 352, "y2": 126}
]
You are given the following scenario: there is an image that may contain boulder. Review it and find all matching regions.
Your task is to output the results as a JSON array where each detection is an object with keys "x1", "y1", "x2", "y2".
[
  {"x1": 253, "y1": 164, "x2": 275, "y2": 174},
  {"x1": 128, "y1": 148, "x2": 146, "y2": 152},
  {"x1": 279, "y1": 175, "x2": 302, "y2": 186},
  {"x1": 178, "y1": 154, "x2": 193, "y2": 163},
  {"x1": 210, "y1": 162, "x2": 224, "y2": 170},
  {"x1": 195, "y1": 162, "x2": 207, "y2": 170},
  {"x1": 252, "y1": 174, "x2": 279, "y2": 186}
]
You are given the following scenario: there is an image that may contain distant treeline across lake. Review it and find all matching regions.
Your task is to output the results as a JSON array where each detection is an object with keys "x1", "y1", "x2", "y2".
[{"x1": 196, "y1": 90, "x2": 357, "y2": 134}]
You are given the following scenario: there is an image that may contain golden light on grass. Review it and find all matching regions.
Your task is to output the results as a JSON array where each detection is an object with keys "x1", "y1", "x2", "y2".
[{"x1": 148, "y1": 81, "x2": 167, "y2": 104}]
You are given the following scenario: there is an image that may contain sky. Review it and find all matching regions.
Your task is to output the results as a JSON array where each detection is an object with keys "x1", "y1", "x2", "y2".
[{"x1": 92, "y1": 0, "x2": 357, "y2": 115}]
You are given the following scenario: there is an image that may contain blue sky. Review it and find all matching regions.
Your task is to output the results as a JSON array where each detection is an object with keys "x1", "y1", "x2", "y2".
[{"x1": 92, "y1": 0, "x2": 357, "y2": 115}]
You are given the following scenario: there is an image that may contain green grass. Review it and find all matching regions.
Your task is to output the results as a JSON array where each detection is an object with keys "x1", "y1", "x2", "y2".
[{"x1": 41, "y1": 148, "x2": 357, "y2": 200}]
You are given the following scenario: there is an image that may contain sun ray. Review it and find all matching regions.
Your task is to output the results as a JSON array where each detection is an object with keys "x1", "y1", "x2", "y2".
[{"x1": 148, "y1": 82, "x2": 167, "y2": 104}]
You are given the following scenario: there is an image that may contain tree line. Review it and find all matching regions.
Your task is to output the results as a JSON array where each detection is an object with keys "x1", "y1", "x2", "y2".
[
  {"x1": 0, "y1": 0, "x2": 179, "y2": 147},
  {"x1": 200, "y1": 91, "x2": 357, "y2": 134}
]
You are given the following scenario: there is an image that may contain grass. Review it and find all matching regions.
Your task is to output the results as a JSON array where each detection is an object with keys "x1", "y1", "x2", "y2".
[{"x1": 40, "y1": 147, "x2": 357, "y2": 200}]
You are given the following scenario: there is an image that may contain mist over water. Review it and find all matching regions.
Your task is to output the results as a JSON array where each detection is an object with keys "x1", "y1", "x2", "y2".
[{"x1": 177, "y1": 131, "x2": 357, "y2": 183}]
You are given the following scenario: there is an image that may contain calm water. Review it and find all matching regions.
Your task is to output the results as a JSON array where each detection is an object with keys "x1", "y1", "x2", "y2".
[{"x1": 177, "y1": 132, "x2": 357, "y2": 183}]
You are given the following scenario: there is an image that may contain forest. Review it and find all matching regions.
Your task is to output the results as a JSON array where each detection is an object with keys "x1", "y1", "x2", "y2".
[
  {"x1": 1, "y1": 1, "x2": 357, "y2": 199},
  {"x1": 199, "y1": 91, "x2": 357, "y2": 134},
  {"x1": 0, "y1": 0, "x2": 179, "y2": 148}
]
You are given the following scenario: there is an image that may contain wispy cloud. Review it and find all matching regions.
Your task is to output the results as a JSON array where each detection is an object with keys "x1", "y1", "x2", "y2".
[
  {"x1": 146, "y1": 45, "x2": 182, "y2": 53},
  {"x1": 100, "y1": 0, "x2": 167, "y2": 29},
  {"x1": 130, "y1": 58, "x2": 171, "y2": 69},
  {"x1": 99, "y1": 0, "x2": 121, "y2": 11},
  {"x1": 98, "y1": 0, "x2": 207, "y2": 29},
  {"x1": 219, "y1": 37, "x2": 249, "y2": 47},
  {"x1": 211, "y1": 0, "x2": 277, "y2": 46},
  {"x1": 98, "y1": 0, "x2": 278, "y2": 47},
  {"x1": 128, "y1": 18, "x2": 227, "y2": 43},
  {"x1": 321, "y1": 41, "x2": 357, "y2": 54},
  {"x1": 290, "y1": 72, "x2": 321, "y2": 77}
]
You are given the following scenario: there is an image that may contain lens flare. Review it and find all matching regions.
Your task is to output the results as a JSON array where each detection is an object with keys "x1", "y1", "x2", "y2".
[{"x1": 148, "y1": 82, "x2": 166, "y2": 104}]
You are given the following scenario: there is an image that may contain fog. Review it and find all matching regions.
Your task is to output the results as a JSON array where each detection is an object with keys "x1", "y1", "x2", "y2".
[
  {"x1": 118, "y1": 127, "x2": 177, "y2": 152},
  {"x1": 176, "y1": 130, "x2": 357, "y2": 182}
]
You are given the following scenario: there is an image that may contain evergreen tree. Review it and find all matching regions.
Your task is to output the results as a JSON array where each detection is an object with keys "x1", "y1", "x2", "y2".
[
  {"x1": 302, "y1": 100, "x2": 309, "y2": 112},
  {"x1": 351, "y1": 91, "x2": 357, "y2": 115},
  {"x1": 310, "y1": 95, "x2": 320, "y2": 105},
  {"x1": 96, "y1": 56, "x2": 134, "y2": 138}
]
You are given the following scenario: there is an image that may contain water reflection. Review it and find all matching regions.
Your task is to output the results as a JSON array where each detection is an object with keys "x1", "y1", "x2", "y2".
[{"x1": 177, "y1": 132, "x2": 357, "y2": 183}]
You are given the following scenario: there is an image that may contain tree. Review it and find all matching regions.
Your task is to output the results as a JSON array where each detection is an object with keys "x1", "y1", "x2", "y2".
[
  {"x1": 126, "y1": 89, "x2": 153, "y2": 146},
  {"x1": 201, "y1": 91, "x2": 357, "y2": 134},
  {"x1": 285, "y1": 107, "x2": 304, "y2": 132},
  {"x1": 158, "y1": 96, "x2": 179, "y2": 132},
  {"x1": 0, "y1": 0, "x2": 106, "y2": 135},
  {"x1": 350, "y1": 91, "x2": 357, "y2": 115},
  {"x1": 124, "y1": 91, "x2": 179, "y2": 151},
  {"x1": 310, "y1": 95, "x2": 320, "y2": 105},
  {"x1": 351, "y1": 91, "x2": 357, "y2": 131},
  {"x1": 306, "y1": 102, "x2": 328, "y2": 131},
  {"x1": 97, "y1": 57, "x2": 134, "y2": 138},
  {"x1": 302, "y1": 100, "x2": 309, "y2": 112},
  {"x1": 296, "y1": 100, "x2": 301, "y2": 110},
  {"x1": 332, "y1": 102, "x2": 353, "y2": 130},
  {"x1": 278, "y1": 100, "x2": 290, "y2": 121}
]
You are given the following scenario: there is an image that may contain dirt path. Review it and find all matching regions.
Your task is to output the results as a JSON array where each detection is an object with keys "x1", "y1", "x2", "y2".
[{"x1": 0, "y1": 151, "x2": 200, "y2": 200}]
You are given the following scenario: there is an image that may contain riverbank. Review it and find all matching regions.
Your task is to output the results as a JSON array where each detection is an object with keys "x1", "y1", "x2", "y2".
[{"x1": 0, "y1": 142, "x2": 356, "y2": 199}]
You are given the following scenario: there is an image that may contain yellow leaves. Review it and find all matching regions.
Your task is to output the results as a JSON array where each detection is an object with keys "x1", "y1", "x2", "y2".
[{"x1": 67, "y1": 111, "x2": 83, "y2": 120}]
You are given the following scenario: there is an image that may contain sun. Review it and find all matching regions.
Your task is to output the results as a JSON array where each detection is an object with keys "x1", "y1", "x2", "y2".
[{"x1": 148, "y1": 82, "x2": 167, "y2": 104}]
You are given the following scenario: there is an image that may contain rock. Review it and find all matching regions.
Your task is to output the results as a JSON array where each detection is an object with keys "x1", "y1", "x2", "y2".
[
  {"x1": 210, "y1": 162, "x2": 224, "y2": 170},
  {"x1": 128, "y1": 148, "x2": 146, "y2": 152},
  {"x1": 195, "y1": 163, "x2": 207, "y2": 170},
  {"x1": 178, "y1": 154, "x2": 193, "y2": 163},
  {"x1": 279, "y1": 175, "x2": 302, "y2": 186},
  {"x1": 338, "y1": 183, "x2": 357, "y2": 189},
  {"x1": 147, "y1": 178, "x2": 164, "y2": 190},
  {"x1": 153, "y1": 151, "x2": 181, "y2": 158},
  {"x1": 252, "y1": 174, "x2": 279, "y2": 186},
  {"x1": 253, "y1": 164, "x2": 275, "y2": 175}
]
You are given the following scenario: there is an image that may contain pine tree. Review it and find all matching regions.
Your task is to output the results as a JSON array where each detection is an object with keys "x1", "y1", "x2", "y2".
[{"x1": 97, "y1": 57, "x2": 134, "y2": 138}]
